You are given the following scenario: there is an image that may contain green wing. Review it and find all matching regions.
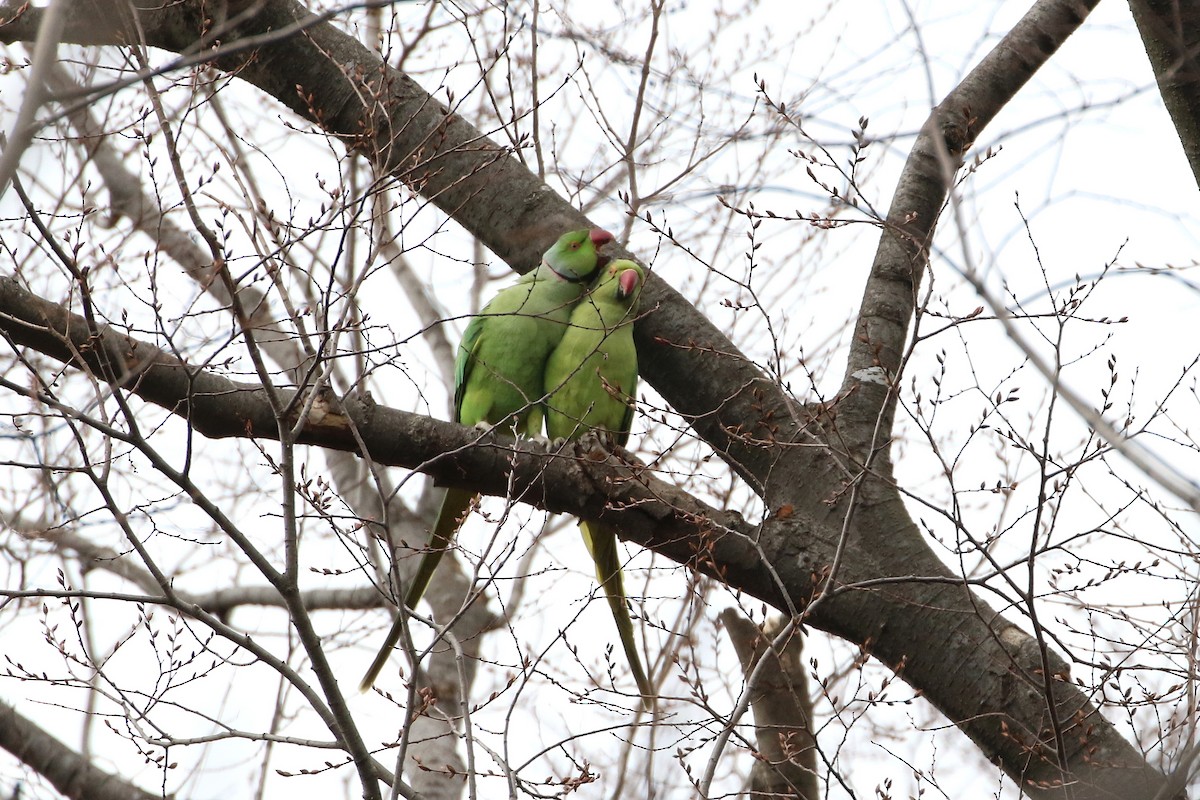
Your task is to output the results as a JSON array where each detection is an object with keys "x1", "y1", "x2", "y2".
[
  {"x1": 543, "y1": 293, "x2": 640, "y2": 443},
  {"x1": 615, "y1": 373, "x2": 637, "y2": 448},
  {"x1": 453, "y1": 313, "x2": 486, "y2": 421}
]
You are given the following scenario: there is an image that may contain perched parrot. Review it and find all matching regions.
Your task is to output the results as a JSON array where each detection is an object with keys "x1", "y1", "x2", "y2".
[
  {"x1": 359, "y1": 227, "x2": 614, "y2": 693},
  {"x1": 543, "y1": 259, "x2": 653, "y2": 709}
]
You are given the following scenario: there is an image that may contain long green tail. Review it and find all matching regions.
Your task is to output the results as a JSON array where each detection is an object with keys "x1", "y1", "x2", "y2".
[
  {"x1": 404, "y1": 487, "x2": 476, "y2": 609},
  {"x1": 358, "y1": 487, "x2": 476, "y2": 693},
  {"x1": 580, "y1": 520, "x2": 654, "y2": 710}
]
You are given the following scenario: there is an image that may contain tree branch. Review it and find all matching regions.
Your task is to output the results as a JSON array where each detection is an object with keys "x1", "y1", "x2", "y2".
[
  {"x1": 720, "y1": 610, "x2": 818, "y2": 800},
  {"x1": 0, "y1": 698, "x2": 167, "y2": 800},
  {"x1": 0, "y1": 274, "x2": 766, "y2": 595},
  {"x1": 841, "y1": 0, "x2": 1100, "y2": 442},
  {"x1": 1128, "y1": 0, "x2": 1200, "y2": 187},
  {"x1": 0, "y1": 0, "x2": 788, "y2": 489}
]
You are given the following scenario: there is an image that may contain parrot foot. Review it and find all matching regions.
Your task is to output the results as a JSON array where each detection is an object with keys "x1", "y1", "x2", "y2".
[
  {"x1": 469, "y1": 421, "x2": 509, "y2": 441},
  {"x1": 576, "y1": 430, "x2": 613, "y2": 461}
]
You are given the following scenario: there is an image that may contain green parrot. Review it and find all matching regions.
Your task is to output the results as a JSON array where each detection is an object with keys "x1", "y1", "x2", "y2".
[
  {"x1": 543, "y1": 259, "x2": 653, "y2": 709},
  {"x1": 359, "y1": 227, "x2": 614, "y2": 693}
]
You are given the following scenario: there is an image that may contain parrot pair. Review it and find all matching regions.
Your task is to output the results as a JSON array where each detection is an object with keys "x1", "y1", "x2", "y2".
[{"x1": 360, "y1": 228, "x2": 653, "y2": 710}]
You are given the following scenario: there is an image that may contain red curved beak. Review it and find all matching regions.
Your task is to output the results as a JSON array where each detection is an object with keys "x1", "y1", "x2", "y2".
[
  {"x1": 617, "y1": 268, "x2": 640, "y2": 300},
  {"x1": 589, "y1": 228, "x2": 615, "y2": 247},
  {"x1": 590, "y1": 228, "x2": 615, "y2": 271}
]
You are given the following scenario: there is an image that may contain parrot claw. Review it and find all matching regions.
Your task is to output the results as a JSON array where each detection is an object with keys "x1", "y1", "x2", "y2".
[
  {"x1": 578, "y1": 429, "x2": 609, "y2": 448},
  {"x1": 469, "y1": 421, "x2": 508, "y2": 441},
  {"x1": 576, "y1": 430, "x2": 612, "y2": 460}
]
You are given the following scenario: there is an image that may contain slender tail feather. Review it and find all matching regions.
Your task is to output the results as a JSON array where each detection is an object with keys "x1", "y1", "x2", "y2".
[
  {"x1": 359, "y1": 614, "x2": 404, "y2": 693},
  {"x1": 580, "y1": 520, "x2": 654, "y2": 710},
  {"x1": 358, "y1": 487, "x2": 477, "y2": 693},
  {"x1": 404, "y1": 487, "x2": 477, "y2": 609}
]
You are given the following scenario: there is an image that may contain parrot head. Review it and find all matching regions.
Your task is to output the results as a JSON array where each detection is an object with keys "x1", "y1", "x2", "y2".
[
  {"x1": 598, "y1": 259, "x2": 645, "y2": 305},
  {"x1": 543, "y1": 228, "x2": 614, "y2": 283}
]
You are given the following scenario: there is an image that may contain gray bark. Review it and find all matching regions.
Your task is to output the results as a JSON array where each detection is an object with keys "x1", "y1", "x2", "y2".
[
  {"x1": 0, "y1": 700, "x2": 167, "y2": 800},
  {"x1": 1128, "y1": 0, "x2": 1200, "y2": 186},
  {"x1": 721, "y1": 610, "x2": 818, "y2": 800}
]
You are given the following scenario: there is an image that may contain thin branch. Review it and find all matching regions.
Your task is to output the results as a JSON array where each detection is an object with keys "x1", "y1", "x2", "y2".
[{"x1": 0, "y1": 0, "x2": 67, "y2": 200}]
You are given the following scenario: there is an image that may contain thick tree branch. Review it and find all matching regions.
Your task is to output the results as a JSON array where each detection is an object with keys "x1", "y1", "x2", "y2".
[
  {"x1": 0, "y1": 0, "x2": 788, "y2": 490},
  {"x1": 0, "y1": 275, "x2": 767, "y2": 596},
  {"x1": 1128, "y1": 0, "x2": 1200, "y2": 187},
  {"x1": 720, "y1": 610, "x2": 818, "y2": 800},
  {"x1": 841, "y1": 0, "x2": 1100, "y2": 443},
  {"x1": 0, "y1": 699, "x2": 167, "y2": 800}
]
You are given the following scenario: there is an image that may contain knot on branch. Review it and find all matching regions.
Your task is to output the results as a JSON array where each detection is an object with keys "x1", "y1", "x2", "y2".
[{"x1": 939, "y1": 104, "x2": 979, "y2": 158}]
